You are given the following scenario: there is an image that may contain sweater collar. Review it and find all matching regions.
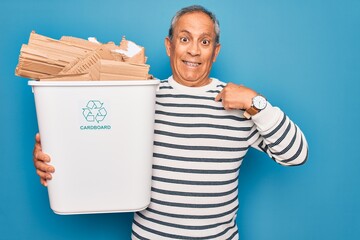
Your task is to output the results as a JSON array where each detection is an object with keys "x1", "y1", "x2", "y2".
[{"x1": 167, "y1": 75, "x2": 219, "y2": 93}]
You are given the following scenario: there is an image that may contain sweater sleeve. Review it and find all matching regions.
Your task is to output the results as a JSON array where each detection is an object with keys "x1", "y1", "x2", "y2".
[{"x1": 248, "y1": 102, "x2": 308, "y2": 166}]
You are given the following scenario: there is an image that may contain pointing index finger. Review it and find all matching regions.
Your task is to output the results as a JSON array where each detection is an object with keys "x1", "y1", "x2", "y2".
[{"x1": 215, "y1": 90, "x2": 223, "y2": 102}]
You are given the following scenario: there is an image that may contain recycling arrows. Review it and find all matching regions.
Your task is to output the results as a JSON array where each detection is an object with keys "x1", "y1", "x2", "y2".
[{"x1": 82, "y1": 100, "x2": 107, "y2": 123}]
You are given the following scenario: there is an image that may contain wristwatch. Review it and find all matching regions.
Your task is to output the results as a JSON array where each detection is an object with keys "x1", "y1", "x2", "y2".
[{"x1": 243, "y1": 95, "x2": 267, "y2": 119}]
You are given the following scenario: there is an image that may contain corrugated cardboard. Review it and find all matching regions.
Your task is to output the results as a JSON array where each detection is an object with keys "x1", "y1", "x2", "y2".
[{"x1": 15, "y1": 31, "x2": 152, "y2": 81}]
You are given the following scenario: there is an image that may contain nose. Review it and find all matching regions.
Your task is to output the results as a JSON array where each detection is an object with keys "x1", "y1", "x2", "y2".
[{"x1": 187, "y1": 42, "x2": 200, "y2": 56}]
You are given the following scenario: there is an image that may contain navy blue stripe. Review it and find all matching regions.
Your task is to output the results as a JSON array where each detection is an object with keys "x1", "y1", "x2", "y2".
[
  {"x1": 159, "y1": 86, "x2": 173, "y2": 89},
  {"x1": 145, "y1": 204, "x2": 239, "y2": 219},
  {"x1": 152, "y1": 175, "x2": 238, "y2": 186},
  {"x1": 270, "y1": 126, "x2": 298, "y2": 156},
  {"x1": 286, "y1": 146, "x2": 308, "y2": 166},
  {"x1": 227, "y1": 229, "x2": 239, "y2": 240},
  {"x1": 268, "y1": 121, "x2": 292, "y2": 147},
  {"x1": 131, "y1": 230, "x2": 150, "y2": 240},
  {"x1": 281, "y1": 136, "x2": 306, "y2": 163},
  {"x1": 155, "y1": 110, "x2": 247, "y2": 121},
  {"x1": 133, "y1": 219, "x2": 237, "y2": 240},
  {"x1": 153, "y1": 153, "x2": 244, "y2": 163},
  {"x1": 151, "y1": 194, "x2": 238, "y2": 208},
  {"x1": 154, "y1": 141, "x2": 248, "y2": 152},
  {"x1": 206, "y1": 90, "x2": 221, "y2": 93},
  {"x1": 151, "y1": 185, "x2": 238, "y2": 197},
  {"x1": 137, "y1": 212, "x2": 234, "y2": 230},
  {"x1": 257, "y1": 140, "x2": 268, "y2": 153},
  {"x1": 156, "y1": 101, "x2": 224, "y2": 110},
  {"x1": 153, "y1": 164, "x2": 240, "y2": 174},
  {"x1": 262, "y1": 113, "x2": 287, "y2": 138},
  {"x1": 156, "y1": 94, "x2": 215, "y2": 101},
  {"x1": 155, "y1": 119, "x2": 252, "y2": 131},
  {"x1": 155, "y1": 129, "x2": 255, "y2": 141}
]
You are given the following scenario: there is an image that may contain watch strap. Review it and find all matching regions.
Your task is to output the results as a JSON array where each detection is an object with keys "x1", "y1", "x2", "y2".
[{"x1": 243, "y1": 106, "x2": 259, "y2": 119}]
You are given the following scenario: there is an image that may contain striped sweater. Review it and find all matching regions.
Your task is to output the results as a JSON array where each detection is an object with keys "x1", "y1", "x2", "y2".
[{"x1": 131, "y1": 76, "x2": 308, "y2": 239}]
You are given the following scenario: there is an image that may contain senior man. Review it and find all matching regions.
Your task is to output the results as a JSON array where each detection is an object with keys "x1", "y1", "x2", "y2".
[{"x1": 33, "y1": 5, "x2": 308, "y2": 239}]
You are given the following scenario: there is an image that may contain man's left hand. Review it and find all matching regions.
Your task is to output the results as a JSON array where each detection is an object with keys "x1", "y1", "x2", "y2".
[{"x1": 215, "y1": 82, "x2": 257, "y2": 110}]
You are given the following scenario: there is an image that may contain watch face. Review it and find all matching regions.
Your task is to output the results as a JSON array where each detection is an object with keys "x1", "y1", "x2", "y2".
[{"x1": 253, "y1": 95, "x2": 267, "y2": 110}]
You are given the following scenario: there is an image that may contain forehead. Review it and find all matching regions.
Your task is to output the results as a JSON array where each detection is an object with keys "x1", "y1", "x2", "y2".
[{"x1": 174, "y1": 11, "x2": 216, "y2": 37}]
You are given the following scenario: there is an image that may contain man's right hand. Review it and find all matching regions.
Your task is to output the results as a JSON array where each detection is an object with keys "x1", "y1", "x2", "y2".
[{"x1": 33, "y1": 133, "x2": 54, "y2": 187}]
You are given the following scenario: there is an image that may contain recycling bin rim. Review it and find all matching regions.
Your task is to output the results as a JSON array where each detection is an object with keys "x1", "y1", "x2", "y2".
[{"x1": 28, "y1": 80, "x2": 160, "y2": 87}]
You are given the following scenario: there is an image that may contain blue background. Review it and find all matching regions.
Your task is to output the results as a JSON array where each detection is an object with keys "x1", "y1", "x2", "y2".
[{"x1": 1, "y1": 0, "x2": 359, "y2": 239}]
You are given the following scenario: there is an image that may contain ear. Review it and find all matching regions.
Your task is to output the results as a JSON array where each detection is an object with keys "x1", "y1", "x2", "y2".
[
  {"x1": 165, "y1": 37, "x2": 171, "y2": 57},
  {"x1": 212, "y1": 43, "x2": 221, "y2": 62}
]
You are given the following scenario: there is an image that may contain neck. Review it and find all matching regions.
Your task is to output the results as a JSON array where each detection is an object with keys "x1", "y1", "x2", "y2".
[{"x1": 173, "y1": 76, "x2": 212, "y2": 87}]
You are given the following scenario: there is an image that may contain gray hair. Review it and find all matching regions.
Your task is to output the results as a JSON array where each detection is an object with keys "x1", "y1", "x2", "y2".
[{"x1": 168, "y1": 5, "x2": 220, "y2": 44}]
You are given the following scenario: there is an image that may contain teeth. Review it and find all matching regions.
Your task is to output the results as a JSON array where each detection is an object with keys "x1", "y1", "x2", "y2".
[{"x1": 184, "y1": 61, "x2": 200, "y2": 67}]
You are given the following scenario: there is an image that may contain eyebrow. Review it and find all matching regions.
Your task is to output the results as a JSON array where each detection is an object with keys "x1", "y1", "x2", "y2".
[{"x1": 178, "y1": 30, "x2": 213, "y2": 38}]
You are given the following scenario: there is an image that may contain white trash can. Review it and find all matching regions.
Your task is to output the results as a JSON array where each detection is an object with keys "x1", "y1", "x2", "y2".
[{"x1": 29, "y1": 80, "x2": 159, "y2": 215}]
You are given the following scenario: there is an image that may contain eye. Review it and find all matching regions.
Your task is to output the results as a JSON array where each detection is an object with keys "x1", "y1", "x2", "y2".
[
  {"x1": 180, "y1": 37, "x2": 189, "y2": 43},
  {"x1": 201, "y1": 39, "x2": 210, "y2": 45}
]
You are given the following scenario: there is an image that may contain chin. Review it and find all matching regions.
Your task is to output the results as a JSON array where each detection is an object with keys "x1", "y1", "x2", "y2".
[
  {"x1": 184, "y1": 79, "x2": 200, "y2": 86},
  {"x1": 182, "y1": 74, "x2": 200, "y2": 82}
]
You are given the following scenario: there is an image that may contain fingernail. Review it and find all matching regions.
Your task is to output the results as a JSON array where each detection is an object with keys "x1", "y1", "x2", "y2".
[
  {"x1": 47, "y1": 167, "x2": 54, "y2": 173},
  {"x1": 46, "y1": 174, "x2": 52, "y2": 180}
]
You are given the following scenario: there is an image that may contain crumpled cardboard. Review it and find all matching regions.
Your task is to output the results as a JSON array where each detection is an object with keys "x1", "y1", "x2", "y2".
[{"x1": 15, "y1": 31, "x2": 151, "y2": 81}]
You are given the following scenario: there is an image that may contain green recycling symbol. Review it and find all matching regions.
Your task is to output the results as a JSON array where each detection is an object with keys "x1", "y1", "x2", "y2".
[{"x1": 82, "y1": 100, "x2": 107, "y2": 123}]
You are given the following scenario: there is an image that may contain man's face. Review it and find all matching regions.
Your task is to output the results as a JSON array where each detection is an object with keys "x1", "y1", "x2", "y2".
[{"x1": 165, "y1": 11, "x2": 221, "y2": 87}]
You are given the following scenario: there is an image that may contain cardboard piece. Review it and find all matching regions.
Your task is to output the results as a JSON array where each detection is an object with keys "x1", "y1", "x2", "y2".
[{"x1": 15, "y1": 31, "x2": 151, "y2": 81}]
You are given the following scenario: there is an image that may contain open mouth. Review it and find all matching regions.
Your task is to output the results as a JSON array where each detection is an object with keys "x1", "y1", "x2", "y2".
[{"x1": 183, "y1": 60, "x2": 201, "y2": 67}]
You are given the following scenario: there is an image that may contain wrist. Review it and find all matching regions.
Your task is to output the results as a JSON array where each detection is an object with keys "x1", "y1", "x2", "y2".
[
  {"x1": 243, "y1": 94, "x2": 267, "y2": 119},
  {"x1": 244, "y1": 92, "x2": 258, "y2": 110}
]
